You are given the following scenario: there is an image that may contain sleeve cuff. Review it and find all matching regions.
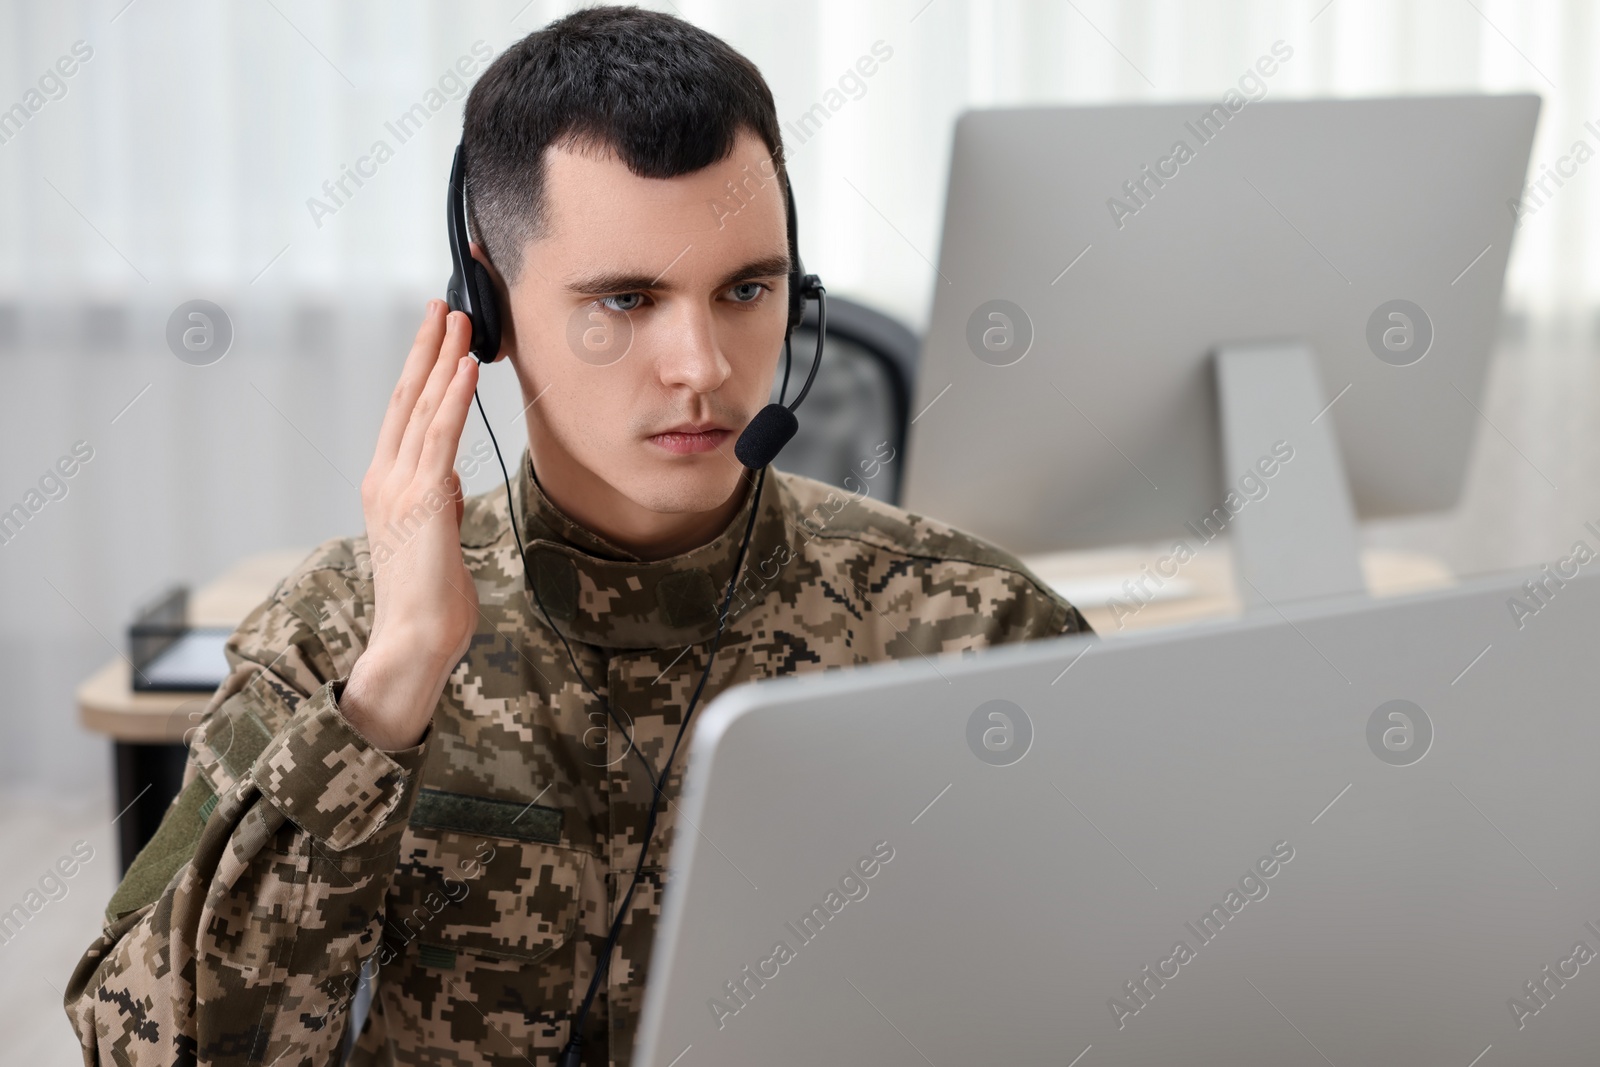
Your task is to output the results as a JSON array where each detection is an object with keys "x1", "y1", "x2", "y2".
[{"x1": 249, "y1": 677, "x2": 430, "y2": 851}]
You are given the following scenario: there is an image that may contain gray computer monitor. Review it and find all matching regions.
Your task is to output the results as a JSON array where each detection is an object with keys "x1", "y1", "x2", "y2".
[
  {"x1": 635, "y1": 567, "x2": 1600, "y2": 1065},
  {"x1": 901, "y1": 94, "x2": 1540, "y2": 566}
]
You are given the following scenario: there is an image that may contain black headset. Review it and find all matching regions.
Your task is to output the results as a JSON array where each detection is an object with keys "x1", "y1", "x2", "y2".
[
  {"x1": 445, "y1": 142, "x2": 825, "y2": 466},
  {"x1": 443, "y1": 140, "x2": 824, "y2": 1066}
]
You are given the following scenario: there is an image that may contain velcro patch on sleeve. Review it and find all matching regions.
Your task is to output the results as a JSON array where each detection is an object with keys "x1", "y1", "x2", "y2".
[
  {"x1": 103, "y1": 773, "x2": 217, "y2": 924},
  {"x1": 409, "y1": 788, "x2": 563, "y2": 845}
]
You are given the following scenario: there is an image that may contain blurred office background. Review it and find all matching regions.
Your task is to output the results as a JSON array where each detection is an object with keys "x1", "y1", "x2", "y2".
[{"x1": 4, "y1": 0, "x2": 1600, "y2": 1057}]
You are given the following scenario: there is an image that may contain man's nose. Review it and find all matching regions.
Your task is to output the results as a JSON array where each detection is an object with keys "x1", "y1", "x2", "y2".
[{"x1": 657, "y1": 301, "x2": 732, "y2": 394}]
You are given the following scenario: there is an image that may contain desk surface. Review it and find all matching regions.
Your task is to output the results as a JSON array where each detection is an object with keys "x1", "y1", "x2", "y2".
[
  {"x1": 1027, "y1": 544, "x2": 1455, "y2": 634},
  {"x1": 76, "y1": 548, "x2": 310, "y2": 743},
  {"x1": 77, "y1": 544, "x2": 1453, "y2": 743}
]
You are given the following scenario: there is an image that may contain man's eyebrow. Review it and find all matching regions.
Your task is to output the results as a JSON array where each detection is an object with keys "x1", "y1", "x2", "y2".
[{"x1": 563, "y1": 252, "x2": 792, "y2": 296}]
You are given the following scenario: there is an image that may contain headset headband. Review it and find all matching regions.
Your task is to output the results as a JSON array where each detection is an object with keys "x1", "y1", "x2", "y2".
[{"x1": 447, "y1": 142, "x2": 813, "y2": 356}]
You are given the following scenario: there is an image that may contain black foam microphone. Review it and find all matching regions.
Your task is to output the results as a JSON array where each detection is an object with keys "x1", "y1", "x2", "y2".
[{"x1": 734, "y1": 404, "x2": 798, "y2": 468}]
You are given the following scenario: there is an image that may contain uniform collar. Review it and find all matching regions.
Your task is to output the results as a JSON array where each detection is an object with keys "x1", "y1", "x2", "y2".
[{"x1": 508, "y1": 448, "x2": 789, "y2": 650}]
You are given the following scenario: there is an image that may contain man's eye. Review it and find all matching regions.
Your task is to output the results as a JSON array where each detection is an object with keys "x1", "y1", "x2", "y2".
[
  {"x1": 600, "y1": 292, "x2": 644, "y2": 313},
  {"x1": 727, "y1": 282, "x2": 768, "y2": 304}
]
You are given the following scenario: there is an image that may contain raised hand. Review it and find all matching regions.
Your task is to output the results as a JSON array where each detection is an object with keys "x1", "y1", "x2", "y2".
[{"x1": 341, "y1": 301, "x2": 483, "y2": 750}]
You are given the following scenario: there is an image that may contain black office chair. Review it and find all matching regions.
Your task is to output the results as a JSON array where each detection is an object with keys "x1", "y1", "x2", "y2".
[{"x1": 767, "y1": 293, "x2": 919, "y2": 505}]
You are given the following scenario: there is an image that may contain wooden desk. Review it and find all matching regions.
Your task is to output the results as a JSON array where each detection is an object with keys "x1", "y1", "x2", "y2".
[
  {"x1": 1019, "y1": 545, "x2": 1455, "y2": 635},
  {"x1": 78, "y1": 542, "x2": 1452, "y2": 870},
  {"x1": 76, "y1": 548, "x2": 308, "y2": 870},
  {"x1": 79, "y1": 545, "x2": 1452, "y2": 737},
  {"x1": 77, "y1": 548, "x2": 310, "y2": 742}
]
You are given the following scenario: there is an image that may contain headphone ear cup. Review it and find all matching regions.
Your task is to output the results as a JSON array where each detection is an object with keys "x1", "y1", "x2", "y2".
[
  {"x1": 468, "y1": 259, "x2": 502, "y2": 360},
  {"x1": 787, "y1": 267, "x2": 805, "y2": 331}
]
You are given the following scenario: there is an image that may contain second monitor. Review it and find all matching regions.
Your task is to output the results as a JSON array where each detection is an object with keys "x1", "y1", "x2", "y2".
[{"x1": 902, "y1": 92, "x2": 1540, "y2": 595}]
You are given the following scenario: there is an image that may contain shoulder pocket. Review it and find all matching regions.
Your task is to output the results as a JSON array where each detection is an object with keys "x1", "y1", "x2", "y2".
[{"x1": 384, "y1": 789, "x2": 586, "y2": 967}]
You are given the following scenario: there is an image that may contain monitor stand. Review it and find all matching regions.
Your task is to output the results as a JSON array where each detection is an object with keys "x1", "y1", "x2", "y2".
[{"x1": 1213, "y1": 342, "x2": 1365, "y2": 608}]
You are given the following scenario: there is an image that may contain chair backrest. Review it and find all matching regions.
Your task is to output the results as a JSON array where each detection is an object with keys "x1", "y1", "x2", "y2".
[{"x1": 768, "y1": 294, "x2": 919, "y2": 505}]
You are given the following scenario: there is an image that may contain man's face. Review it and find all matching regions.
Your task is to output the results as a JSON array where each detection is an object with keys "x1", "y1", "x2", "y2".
[{"x1": 491, "y1": 127, "x2": 791, "y2": 518}]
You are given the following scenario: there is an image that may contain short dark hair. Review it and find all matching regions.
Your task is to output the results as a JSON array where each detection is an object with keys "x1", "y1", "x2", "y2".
[{"x1": 463, "y1": 5, "x2": 788, "y2": 284}]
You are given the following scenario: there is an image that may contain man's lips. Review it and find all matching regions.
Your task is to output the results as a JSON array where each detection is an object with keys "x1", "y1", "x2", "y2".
[{"x1": 647, "y1": 426, "x2": 733, "y2": 455}]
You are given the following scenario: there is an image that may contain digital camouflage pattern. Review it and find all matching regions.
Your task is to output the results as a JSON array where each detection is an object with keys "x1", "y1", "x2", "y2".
[{"x1": 65, "y1": 445, "x2": 1091, "y2": 1066}]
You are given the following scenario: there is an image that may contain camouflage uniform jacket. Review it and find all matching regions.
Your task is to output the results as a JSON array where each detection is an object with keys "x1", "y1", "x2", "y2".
[{"x1": 65, "y1": 444, "x2": 1091, "y2": 1066}]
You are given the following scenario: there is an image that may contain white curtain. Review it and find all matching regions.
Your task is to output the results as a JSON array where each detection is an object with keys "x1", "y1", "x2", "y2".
[
  {"x1": 5, "y1": 0, "x2": 1597, "y2": 313},
  {"x1": 1, "y1": 0, "x2": 1596, "y2": 792}
]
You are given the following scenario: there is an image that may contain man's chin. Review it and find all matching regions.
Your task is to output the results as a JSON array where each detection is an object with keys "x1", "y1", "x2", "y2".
[{"x1": 618, "y1": 451, "x2": 748, "y2": 515}]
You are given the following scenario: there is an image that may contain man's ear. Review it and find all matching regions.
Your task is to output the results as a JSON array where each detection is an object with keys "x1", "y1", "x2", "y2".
[{"x1": 469, "y1": 241, "x2": 517, "y2": 363}]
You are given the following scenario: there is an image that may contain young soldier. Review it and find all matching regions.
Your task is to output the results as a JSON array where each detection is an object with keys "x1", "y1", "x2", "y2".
[{"x1": 65, "y1": 7, "x2": 1091, "y2": 1065}]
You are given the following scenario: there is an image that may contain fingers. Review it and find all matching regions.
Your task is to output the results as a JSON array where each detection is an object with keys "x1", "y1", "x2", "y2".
[
  {"x1": 373, "y1": 300, "x2": 449, "y2": 474},
  {"x1": 395, "y1": 310, "x2": 473, "y2": 479},
  {"x1": 417, "y1": 354, "x2": 479, "y2": 487}
]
